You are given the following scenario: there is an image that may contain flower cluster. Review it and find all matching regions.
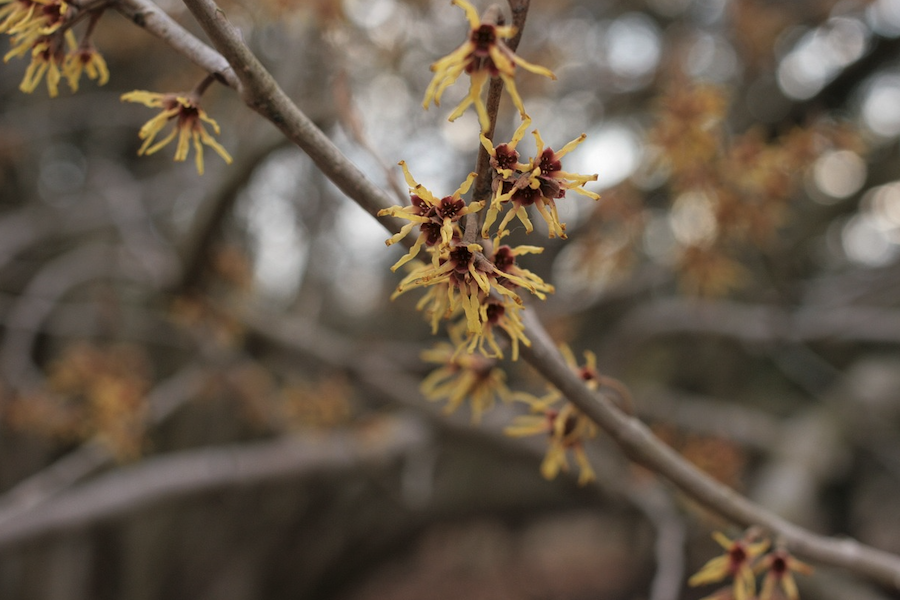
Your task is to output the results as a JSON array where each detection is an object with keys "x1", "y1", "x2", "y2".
[
  {"x1": 379, "y1": 161, "x2": 481, "y2": 272},
  {"x1": 481, "y1": 117, "x2": 601, "y2": 239},
  {"x1": 376, "y1": 0, "x2": 612, "y2": 481},
  {"x1": 502, "y1": 345, "x2": 628, "y2": 485},
  {"x1": 1, "y1": 342, "x2": 150, "y2": 460},
  {"x1": 1, "y1": 1, "x2": 231, "y2": 175},
  {"x1": 2, "y1": 0, "x2": 109, "y2": 96},
  {"x1": 381, "y1": 0, "x2": 600, "y2": 355},
  {"x1": 380, "y1": 161, "x2": 554, "y2": 358},
  {"x1": 650, "y1": 83, "x2": 865, "y2": 295},
  {"x1": 690, "y1": 530, "x2": 813, "y2": 600}
]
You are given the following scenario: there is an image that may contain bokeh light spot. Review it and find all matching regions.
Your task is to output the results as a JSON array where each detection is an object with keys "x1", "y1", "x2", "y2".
[{"x1": 813, "y1": 150, "x2": 867, "y2": 200}]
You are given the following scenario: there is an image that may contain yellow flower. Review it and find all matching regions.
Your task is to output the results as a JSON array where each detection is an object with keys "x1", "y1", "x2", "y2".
[
  {"x1": 13, "y1": 30, "x2": 75, "y2": 97},
  {"x1": 0, "y1": 0, "x2": 37, "y2": 34},
  {"x1": 421, "y1": 336, "x2": 511, "y2": 423},
  {"x1": 120, "y1": 90, "x2": 233, "y2": 175},
  {"x1": 377, "y1": 161, "x2": 480, "y2": 271},
  {"x1": 505, "y1": 395, "x2": 598, "y2": 485},
  {"x1": 463, "y1": 297, "x2": 528, "y2": 360},
  {"x1": 391, "y1": 239, "x2": 530, "y2": 336},
  {"x1": 756, "y1": 549, "x2": 813, "y2": 600},
  {"x1": 63, "y1": 44, "x2": 108, "y2": 92},
  {"x1": 489, "y1": 236, "x2": 554, "y2": 301},
  {"x1": 389, "y1": 230, "x2": 555, "y2": 342},
  {"x1": 0, "y1": 0, "x2": 68, "y2": 37},
  {"x1": 503, "y1": 344, "x2": 624, "y2": 485},
  {"x1": 689, "y1": 531, "x2": 771, "y2": 600},
  {"x1": 423, "y1": 0, "x2": 555, "y2": 132},
  {"x1": 482, "y1": 126, "x2": 599, "y2": 239}
]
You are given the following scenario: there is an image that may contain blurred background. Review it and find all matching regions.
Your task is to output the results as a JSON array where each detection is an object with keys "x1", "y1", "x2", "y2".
[{"x1": 2, "y1": 0, "x2": 900, "y2": 598}]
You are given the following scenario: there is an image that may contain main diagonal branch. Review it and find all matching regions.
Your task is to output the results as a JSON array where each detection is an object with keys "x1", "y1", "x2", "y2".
[
  {"x1": 179, "y1": 0, "x2": 401, "y2": 230},
  {"x1": 171, "y1": 0, "x2": 900, "y2": 589}
]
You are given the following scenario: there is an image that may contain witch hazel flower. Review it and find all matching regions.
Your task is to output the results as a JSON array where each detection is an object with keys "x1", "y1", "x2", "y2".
[
  {"x1": 4, "y1": 2, "x2": 110, "y2": 96},
  {"x1": 457, "y1": 237, "x2": 553, "y2": 359},
  {"x1": 482, "y1": 123, "x2": 600, "y2": 239},
  {"x1": 505, "y1": 393, "x2": 599, "y2": 485},
  {"x1": 377, "y1": 161, "x2": 480, "y2": 272},
  {"x1": 420, "y1": 332, "x2": 512, "y2": 422},
  {"x1": 423, "y1": 0, "x2": 555, "y2": 132},
  {"x1": 10, "y1": 29, "x2": 74, "y2": 96},
  {"x1": 63, "y1": 41, "x2": 108, "y2": 91},
  {"x1": 463, "y1": 297, "x2": 528, "y2": 359},
  {"x1": 689, "y1": 530, "x2": 771, "y2": 600},
  {"x1": 121, "y1": 87, "x2": 233, "y2": 175},
  {"x1": 504, "y1": 345, "x2": 619, "y2": 485},
  {"x1": 0, "y1": 0, "x2": 69, "y2": 37},
  {"x1": 390, "y1": 237, "x2": 542, "y2": 337},
  {"x1": 756, "y1": 548, "x2": 813, "y2": 600},
  {"x1": 63, "y1": 9, "x2": 108, "y2": 93}
]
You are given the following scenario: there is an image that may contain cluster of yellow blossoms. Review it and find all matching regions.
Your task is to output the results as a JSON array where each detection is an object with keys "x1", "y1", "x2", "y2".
[
  {"x1": 1, "y1": 0, "x2": 107, "y2": 96},
  {"x1": 689, "y1": 530, "x2": 813, "y2": 600},
  {"x1": 379, "y1": 0, "x2": 607, "y2": 485},
  {"x1": 1, "y1": 0, "x2": 230, "y2": 174}
]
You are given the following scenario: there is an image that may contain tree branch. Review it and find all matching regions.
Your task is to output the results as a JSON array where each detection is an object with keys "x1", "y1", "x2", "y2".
[
  {"x1": 518, "y1": 307, "x2": 900, "y2": 589},
  {"x1": 180, "y1": 0, "x2": 401, "y2": 230},
  {"x1": 0, "y1": 414, "x2": 429, "y2": 550},
  {"x1": 0, "y1": 367, "x2": 206, "y2": 530},
  {"x1": 167, "y1": 0, "x2": 900, "y2": 590},
  {"x1": 116, "y1": 0, "x2": 240, "y2": 90}
]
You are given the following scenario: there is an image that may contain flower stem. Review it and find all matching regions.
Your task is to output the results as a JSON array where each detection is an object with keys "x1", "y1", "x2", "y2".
[{"x1": 470, "y1": 0, "x2": 531, "y2": 215}]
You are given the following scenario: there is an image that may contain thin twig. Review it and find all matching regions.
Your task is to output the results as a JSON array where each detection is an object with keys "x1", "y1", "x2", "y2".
[
  {"x1": 116, "y1": 0, "x2": 240, "y2": 90},
  {"x1": 471, "y1": 0, "x2": 530, "y2": 206}
]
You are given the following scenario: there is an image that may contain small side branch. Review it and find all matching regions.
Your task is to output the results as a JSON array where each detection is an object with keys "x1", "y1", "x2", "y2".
[
  {"x1": 180, "y1": 0, "x2": 400, "y2": 227},
  {"x1": 116, "y1": 0, "x2": 240, "y2": 90}
]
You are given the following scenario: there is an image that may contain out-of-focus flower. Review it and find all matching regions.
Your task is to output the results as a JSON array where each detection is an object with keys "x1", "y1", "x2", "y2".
[
  {"x1": 423, "y1": 0, "x2": 555, "y2": 132},
  {"x1": 121, "y1": 90, "x2": 233, "y2": 175},
  {"x1": 650, "y1": 83, "x2": 728, "y2": 186},
  {"x1": 756, "y1": 549, "x2": 813, "y2": 600},
  {"x1": 505, "y1": 395, "x2": 598, "y2": 485},
  {"x1": 504, "y1": 344, "x2": 616, "y2": 485},
  {"x1": 0, "y1": 0, "x2": 69, "y2": 36},
  {"x1": 378, "y1": 161, "x2": 480, "y2": 271},
  {"x1": 689, "y1": 530, "x2": 771, "y2": 600},
  {"x1": 63, "y1": 43, "x2": 108, "y2": 91},
  {"x1": 9, "y1": 30, "x2": 74, "y2": 96},
  {"x1": 421, "y1": 336, "x2": 511, "y2": 422},
  {"x1": 678, "y1": 245, "x2": 747, "y2": 297}
]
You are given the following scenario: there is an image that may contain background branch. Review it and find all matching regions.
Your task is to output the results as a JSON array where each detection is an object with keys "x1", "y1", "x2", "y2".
[{"x1": 0, "y1": 413, "x2": 430, "y2": 550}]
